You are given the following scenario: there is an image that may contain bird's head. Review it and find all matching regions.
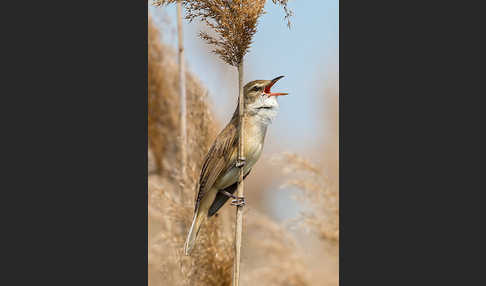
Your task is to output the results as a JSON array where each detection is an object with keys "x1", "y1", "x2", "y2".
[{"x1": 243, "y1": 76, "x2": 288, "y2": 114}]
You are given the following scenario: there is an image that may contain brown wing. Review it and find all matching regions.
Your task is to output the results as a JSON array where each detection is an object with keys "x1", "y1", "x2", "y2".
[{"x1": 194, "y1": 120, "x2": 238, "y2": 211}]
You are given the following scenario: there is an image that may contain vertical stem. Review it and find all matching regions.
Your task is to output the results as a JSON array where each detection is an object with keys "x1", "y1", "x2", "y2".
[
  {"x1": 233, "y1": 61, "x2": 244, "y2": 286},
  {"x1": 177, "y1": 0, "x2": 187, "y2": 196}
]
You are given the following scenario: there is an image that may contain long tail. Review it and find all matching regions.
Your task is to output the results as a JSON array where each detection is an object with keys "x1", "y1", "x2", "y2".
[{"x1": 184, "y1": 209, "x2": 206, "y2": 256}]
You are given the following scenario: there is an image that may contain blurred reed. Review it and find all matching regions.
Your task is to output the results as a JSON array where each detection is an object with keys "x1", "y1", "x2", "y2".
[{"x1": 148, "y1": 15, "x2": 317, "y2": 286}]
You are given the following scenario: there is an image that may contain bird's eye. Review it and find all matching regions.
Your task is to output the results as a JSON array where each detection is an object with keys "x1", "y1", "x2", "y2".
[{"x1": 252, "y1": 86, "x2": 260, "y2": 92}]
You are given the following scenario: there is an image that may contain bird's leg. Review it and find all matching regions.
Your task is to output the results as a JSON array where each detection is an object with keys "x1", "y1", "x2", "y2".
[
  {"x1": 235, "y1": 157, "x2": 246, "y2": 168},
  {"x1": 233, "y1": 157, "x2": 246, "y2": 206},
  {"x1": 221, "y1": 190, "x2": 237, "y2": 199},
  {"x1": 231, "y1": 196, "x2": 246, "y2": 207},
  {"x1": 220, "y1": 190, "x2": 246, "y2": 207}
]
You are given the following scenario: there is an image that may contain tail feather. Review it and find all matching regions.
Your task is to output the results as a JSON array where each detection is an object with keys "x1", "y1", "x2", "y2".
[{"x1": 184, "y1": 210, "x2": 206, "y2": 255}]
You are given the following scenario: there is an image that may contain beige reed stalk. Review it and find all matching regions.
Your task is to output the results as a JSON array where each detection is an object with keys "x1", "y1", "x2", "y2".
[
  {"x1": 233, "y1": 61, "x2": 244, "y2": 286},
  {"x1": 177, "y1": 0, "x2": 187, "y2": 196}
]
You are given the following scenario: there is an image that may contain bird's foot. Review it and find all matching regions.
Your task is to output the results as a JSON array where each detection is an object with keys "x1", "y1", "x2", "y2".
[
  {"x1": 220, "y1": 190, "x2": 246, "y2": 207},
  {"x1": 236, "y1": 157, "x2": 246, "y2": 168},
  {"x1": 231, "y1": 196, "x2": 246, "y2": 207}
]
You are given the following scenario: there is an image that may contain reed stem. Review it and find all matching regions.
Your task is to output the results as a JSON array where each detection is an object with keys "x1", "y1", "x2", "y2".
[{"x1": 233, "y1": 61, "x2": 244, "y2": 286}]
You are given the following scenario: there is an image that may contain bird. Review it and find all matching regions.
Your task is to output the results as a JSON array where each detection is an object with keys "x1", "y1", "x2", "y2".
[{"x1": 184, "y1": 75, "x2": 288, "y2": 255}]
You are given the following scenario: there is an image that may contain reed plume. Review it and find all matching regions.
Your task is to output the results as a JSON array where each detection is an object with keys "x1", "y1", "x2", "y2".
[
  {"x1": 271, "y1": 0, "x2": 293, "y2": 28},
  {"x1": 275, "y1": 152, "x2": 339, "y2": 244},
  {"x1": 184, "y1": 0, "x2": 265, "y2": 67}
]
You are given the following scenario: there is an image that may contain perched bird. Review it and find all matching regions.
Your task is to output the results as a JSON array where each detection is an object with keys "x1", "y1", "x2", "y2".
[{"x1": 184, "y1": 76, "x2": 288, "y2": 255}]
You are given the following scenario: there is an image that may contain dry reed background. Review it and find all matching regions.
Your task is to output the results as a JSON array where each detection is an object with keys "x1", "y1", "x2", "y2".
[{"x1": 148, "y1": 9, "x2": 338, "y2": 285}]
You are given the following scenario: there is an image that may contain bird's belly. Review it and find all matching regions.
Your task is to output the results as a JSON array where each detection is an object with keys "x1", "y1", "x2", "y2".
[{"x1": 214, "y1": 143, "x2": 262, "y2": 189}]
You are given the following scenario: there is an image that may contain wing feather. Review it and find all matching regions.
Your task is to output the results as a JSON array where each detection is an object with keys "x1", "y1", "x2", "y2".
[{"x1": 195, "y1": 120, "x2": 238, "y2": 211}]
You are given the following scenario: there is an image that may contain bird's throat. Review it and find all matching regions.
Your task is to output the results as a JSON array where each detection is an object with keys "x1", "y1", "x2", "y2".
[{"x1": 254, "y1": 104, "x2": 278, "y2": 125}]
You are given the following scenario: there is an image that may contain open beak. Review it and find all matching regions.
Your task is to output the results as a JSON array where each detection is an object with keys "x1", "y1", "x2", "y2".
[{"x1": 264, "y1": 75, "x2": 288, "y2": 97}]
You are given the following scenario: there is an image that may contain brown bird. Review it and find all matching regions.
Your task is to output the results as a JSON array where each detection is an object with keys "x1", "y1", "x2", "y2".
[{"x1": 184, "y1": 76, "x2": 288, "y2": 255}]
